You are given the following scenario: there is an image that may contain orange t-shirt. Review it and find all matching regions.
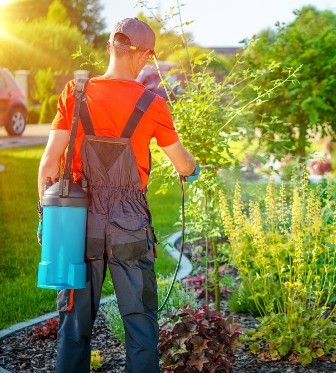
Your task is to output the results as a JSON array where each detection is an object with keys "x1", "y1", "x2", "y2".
[{"x1": 51, "y1": 78, "x2": 179, "y2": 189}]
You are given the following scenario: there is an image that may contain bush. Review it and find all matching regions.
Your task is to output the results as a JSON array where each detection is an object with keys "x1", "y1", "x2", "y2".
[
  {"x1": 48, "y1": 94, "x2": 59, "y2": 114},
  {"x1": 104, "y1": 275, "x2": 199, "y2": 344},
  {"x1": 39, "y1": 94, "x2": 59, "y2": 124},
  {"x1": 27, "y1": 105, "x2": 41, "y2": 124},
  {"x1": 220, "y1": 175, "x2": 336, "y2": 365},
  {"x1": 0, "y1": 18, "x2": 93, "y2": 72},
  {"x1": 158, "y1": 306, "x2": 241, "y2": 372},
  {"x1": 31, "y1": 318, "x2": 59, "y2": 340}
]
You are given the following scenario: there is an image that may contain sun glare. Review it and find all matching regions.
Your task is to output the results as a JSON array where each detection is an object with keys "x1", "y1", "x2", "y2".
[{"x1": 0, "y1": 0, "x2": 12, "y2": 7}]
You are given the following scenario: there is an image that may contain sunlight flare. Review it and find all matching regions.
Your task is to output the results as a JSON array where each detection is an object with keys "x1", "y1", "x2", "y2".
[{"x1": 0, "y1": 0, "x2": 12, "y2": 7}]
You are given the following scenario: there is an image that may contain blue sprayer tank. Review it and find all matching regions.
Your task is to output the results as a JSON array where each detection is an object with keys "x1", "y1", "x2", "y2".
[{"x1": 37, "y1": 181, "x2": 90, "y2": 290}]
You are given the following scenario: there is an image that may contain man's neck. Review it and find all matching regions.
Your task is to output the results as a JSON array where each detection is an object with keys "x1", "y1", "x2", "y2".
[
  {"x1": 102, "y1": 58, "x2": 138, "y2": 81},
  {"x1": 101, "y1": 70, "x2": 135, "y2": 81}
]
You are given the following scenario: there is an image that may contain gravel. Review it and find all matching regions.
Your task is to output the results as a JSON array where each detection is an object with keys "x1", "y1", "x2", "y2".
[{"x1": 0, "y1": 311, "x2": 125, "y2": 373}]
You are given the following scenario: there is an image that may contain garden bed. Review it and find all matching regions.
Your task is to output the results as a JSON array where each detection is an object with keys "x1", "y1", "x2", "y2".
[
  {"x1": 0, "y1": 297, "x2": 334, "y2": 372},
  {"x1": 1, "y1": 234, "x2": 335, "y2": 372}
]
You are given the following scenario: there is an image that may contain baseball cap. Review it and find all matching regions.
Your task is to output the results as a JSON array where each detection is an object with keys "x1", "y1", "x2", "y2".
[{"x1": 110, "y1": 17, "x2": 156, "y2": 54}]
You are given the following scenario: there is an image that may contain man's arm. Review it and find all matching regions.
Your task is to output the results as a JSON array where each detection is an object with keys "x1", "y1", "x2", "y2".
[
  {"x1": 161, "y1": 140, "x2": 197, "y2": 177},
  {"x1": 38, "y1": 129, "x2": 70, "y2": 200}
]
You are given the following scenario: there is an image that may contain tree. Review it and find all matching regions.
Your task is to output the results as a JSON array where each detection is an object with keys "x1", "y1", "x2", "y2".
[
  {"x1": 62, "y1": 0, "x2": 106, "y2": 43},
  {"x1": 0, "y1": 0, "x2": 51, "y2": 21},
  {"x1": 136, "y1": 11, "x2": 190, "y2": 61},
  {"x1": 47, "y1": 0, "x2": 71, "y2": 26},
  {"x1": 240, "y1": 6, "x2": 336, "y2": 158},
  {"x1": 0, "y1": 18, "x2": 92, "y2": 73},
  {"x1": 0, "y1": 0, "x2": 106, "y2": 43}
]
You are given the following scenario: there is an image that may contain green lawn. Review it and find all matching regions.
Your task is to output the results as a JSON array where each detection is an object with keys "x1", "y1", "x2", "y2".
[{"x1": 0, "y1": 145, "x2": 180, "y2": 329}]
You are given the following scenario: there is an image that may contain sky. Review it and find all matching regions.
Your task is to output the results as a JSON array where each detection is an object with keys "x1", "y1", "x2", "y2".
[{"x1": 101, "y1": 0, "x2": 335, "y2": 47}]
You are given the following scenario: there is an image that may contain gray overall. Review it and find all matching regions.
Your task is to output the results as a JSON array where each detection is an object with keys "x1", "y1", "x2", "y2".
[{"x1": 55, "y1": 87, "x2": 159, "y2": 373}]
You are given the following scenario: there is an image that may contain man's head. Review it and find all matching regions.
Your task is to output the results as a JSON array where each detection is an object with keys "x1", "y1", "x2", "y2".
[{"x1": 109, "y1": 17, "x2": 156, "y2": 58}]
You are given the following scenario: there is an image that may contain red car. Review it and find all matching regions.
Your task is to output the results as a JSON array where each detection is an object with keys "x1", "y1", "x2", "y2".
[{"x1": 0, "y1": 67, "x2": 27, "y2": 136}]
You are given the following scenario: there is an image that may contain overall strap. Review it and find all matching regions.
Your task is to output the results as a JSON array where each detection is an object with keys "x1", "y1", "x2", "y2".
[
  {"x1": 120, "y1": 89, "x2": 156, "y2": 138},
  {"x1": 79, "y1": 89, "x2": 156, "y2": 138},
  {"x1": 79, "y1": 88, "x2": 156, "y2": 178},
  {"x1": 59, "y1": 78, "x2": 89, "y2": 197},
  {"x1": 79, "y1": 97, "x2": 95, "y2": 135},
  {"x1": 121, "y1": 89, "x2": 156, "y2": 178}
]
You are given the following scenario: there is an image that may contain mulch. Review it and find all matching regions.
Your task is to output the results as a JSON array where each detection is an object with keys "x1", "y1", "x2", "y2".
[
  {"x1": 0, "y1": 238, "x2": 335, "y2": 372},
  {"x1": 0, "y1": 304, "x2": 334, "y2": 373}
]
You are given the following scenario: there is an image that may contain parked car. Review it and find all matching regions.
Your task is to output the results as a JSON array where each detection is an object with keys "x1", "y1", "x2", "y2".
[
  {"x1": 0, "y1": 67, "x2": 27, "y2": 136},
  {"x1": 136, "y1": 61, "x2": 184, "y2": 100}
]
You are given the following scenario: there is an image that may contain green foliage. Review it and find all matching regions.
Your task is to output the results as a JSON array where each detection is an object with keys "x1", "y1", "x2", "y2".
[
  {"x1": 0, "y1": 0, "x2": 51, "y2": 21},
  {"x1": 48, "y1": 94, "x2": 59, "y2": 117},
  {"x1": 227, "y1": 283, "x2": 259, "y2": 316},
  {"x1": 0, "y1": 0, "x2": 105, "y2": 44},
  {"x1": 31, "y1": 69, "x2": 57, "y2": 123},
  {"x1": 220, "y1": 176, "x2": 336, "y2": 365},
  {"x1": 105, "y1": 275, "x2": 199, "y2": 344},
  {"x1": 0, "y1": 146, "x2": 58, "y2": 329},
  {"x1": 0, "y1": 19, "x2": 91, "y2": 72},
  {"x1": 239, "y1": 6, "x2": 336, "y2": 157},
  {"x1": 47, "y1": 0, "x2": 71, "y2": 26},
  {"x1": 142, "y1": 1, "x2": 297, "y2": 313},
  {"x1": 27, "y1": 106, "x2": 41, "y2": 124},
  {"x1": 246, "y1": 312, "x2": 335, "y2": 366},
  {"x1": 31, "y1": 68, "x2": 56, "y2": 104},
  {"x1": 62, "y1": 0, "x2": 106, "y2": 44},
  {"x1": 104, "y1": 298, "x2": 125, "y2": 343},
  {"x1": 90, "y1": 350, "x2": 104, "y2": 371},
  {"x1": 136, "y1": 5, "x2": 193, "y2": 62},
  {"x1": 39, "y1": 94, "x2": 59, "y2": 124},
  {"x1": 158, "y1": 306, "x2": 241, "y2": 372}
]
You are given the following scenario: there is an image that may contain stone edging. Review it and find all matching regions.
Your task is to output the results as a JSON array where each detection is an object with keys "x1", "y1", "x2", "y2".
[
  {"x1": 0, "y1": 368, "x2": 11, "y2": 373},
  {"x1": 0, "y1": 231, "x2": 191, "y2": 341},
  {"x1": 162, "y1": 231, "x2": 193, "y2": 280}
]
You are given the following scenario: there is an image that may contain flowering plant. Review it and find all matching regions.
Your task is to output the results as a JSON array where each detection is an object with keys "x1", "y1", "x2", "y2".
[{"x1": 220, "y1": 175, "x2": 336, "y2": 366}]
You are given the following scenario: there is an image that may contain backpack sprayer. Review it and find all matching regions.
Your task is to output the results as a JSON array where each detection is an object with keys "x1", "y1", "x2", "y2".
[{"x1": 37, "y1": 80, "x2": 90, "y2": 290}]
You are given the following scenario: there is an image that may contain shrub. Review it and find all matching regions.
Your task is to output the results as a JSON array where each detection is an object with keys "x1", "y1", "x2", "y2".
[
  {"x1": 39, "y1": 94, "x2": 59, "y2": 124},
  {"x1": 27, "y1": 105, "x2": 40, "y2": 124},
  {"x1": 220, "y1": 175, "x2": 336, "y2": 365},
  {"x1": 31, "y1": 317, "x2": 59, "y2": 340},
  {"x1": 227, "y1": 283, "x2": 259, "y2": 316},
  {"x1": 104, "y1": 298, "x2": 125, "y2": 343},
  {"x1": 158, "y1": 305, "x2": 241, "y2": 372},
  {"x1": 104, "y1": 275, "x2": 199, "y2": 343},
  {"x1": 157, "y1": 275, "x2": 199, "y2": 316},
  {"x1": 90, "y1": 350, "x2": 104, "y2": 371}
]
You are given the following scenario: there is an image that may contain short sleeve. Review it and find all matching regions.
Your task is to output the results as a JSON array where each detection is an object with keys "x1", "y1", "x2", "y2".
[
  {"x1": 153, "y1": 98, "x2": 179, "y2": 147},
  {"x1": 51, "y1": 81, "x2": 75, "y2": 131}
]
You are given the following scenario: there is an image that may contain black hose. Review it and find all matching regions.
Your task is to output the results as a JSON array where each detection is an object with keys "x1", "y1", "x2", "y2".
[{"x1": 158, "y1": 176, "x2": 185, "y2": 313}]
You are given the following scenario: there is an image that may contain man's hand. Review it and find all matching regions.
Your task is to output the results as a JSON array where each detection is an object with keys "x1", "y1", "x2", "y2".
[{"x1": 181, "y1": 163, "x2": 200, "y2": 182}]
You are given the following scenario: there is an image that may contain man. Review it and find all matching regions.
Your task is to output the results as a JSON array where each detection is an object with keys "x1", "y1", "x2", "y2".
[{"x1": 38, "y1": 17, "x2": 199, "y2": 373}]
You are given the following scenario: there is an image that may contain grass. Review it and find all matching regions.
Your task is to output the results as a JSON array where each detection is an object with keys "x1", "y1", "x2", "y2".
[{"x1": 0, "y1": 145, "x2": 181, "y2": 328}]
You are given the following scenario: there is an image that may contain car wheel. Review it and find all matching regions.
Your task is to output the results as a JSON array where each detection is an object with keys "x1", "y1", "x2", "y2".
[{"x1": 5, "y1": 108, "x2": 26, "y2": 136}]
